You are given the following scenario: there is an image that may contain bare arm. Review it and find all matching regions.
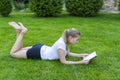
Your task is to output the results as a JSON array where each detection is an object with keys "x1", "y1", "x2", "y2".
[
  {"x1": 68, "y1": 52, "x2": 89, "y2": 58},
  {"x1": 58, "y1": 49, "x2": 89, "y2": 65}
]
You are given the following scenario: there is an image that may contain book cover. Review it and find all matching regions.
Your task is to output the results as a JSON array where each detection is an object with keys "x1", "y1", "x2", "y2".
[{"x1": 83, "y1": 51, "x2": 97, "y2": 60}]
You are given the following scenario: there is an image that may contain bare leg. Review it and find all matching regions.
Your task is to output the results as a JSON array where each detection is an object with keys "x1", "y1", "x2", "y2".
[
  {"x1": 8, "y1": 22, "x2": 23, "y2": 48},
  {"x1": 9, "y1": 22, "x2": 28, "y2": 58},
  {"x1": 8, "y1": 21, "x2": 21, "y2": 31}
]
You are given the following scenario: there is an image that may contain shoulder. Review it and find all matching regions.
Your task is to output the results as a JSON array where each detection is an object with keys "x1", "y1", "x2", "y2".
[
  {"x1": 53, "y1": 37, "x2": 66, "y2": 50},
  {"x1": 56, "y1": 37, "x2": 65, "y2": 44},
  {"x1": 55, "y1": 38, "x2": 66, "y2": 47}
]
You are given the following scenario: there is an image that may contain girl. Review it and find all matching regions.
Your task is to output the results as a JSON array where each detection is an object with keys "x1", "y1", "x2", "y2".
[{"x1": 9, "y1": 21, "x2": 90, "y2": 65}]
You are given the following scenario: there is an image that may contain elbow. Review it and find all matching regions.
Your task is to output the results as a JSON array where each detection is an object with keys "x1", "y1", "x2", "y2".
[
  {"x1": 60, "y1": 60, "x2": 69, "y2": 65},
  {"x1": 60, "y1": 61, "x2": 66, "y2": 64}
]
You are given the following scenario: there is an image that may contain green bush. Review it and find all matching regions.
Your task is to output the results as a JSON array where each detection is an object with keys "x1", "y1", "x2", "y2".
[
  {"x1": 29, "y1": 0, "x2": 63, "y2": 17},
  {"x1": 65, "y1": 0, "x2": 103, "y2": 17},
  {"x1": 0, "y1": 0, "x2": 12, "y2": 17},
  {"x1": 118, "y1": 0, "x2": 120, "y2": 10}
]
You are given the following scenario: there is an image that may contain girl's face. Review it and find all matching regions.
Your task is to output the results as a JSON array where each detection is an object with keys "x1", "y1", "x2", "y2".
[{"x1": 68, "y1": 36, "x2": 80, "y2": 44}]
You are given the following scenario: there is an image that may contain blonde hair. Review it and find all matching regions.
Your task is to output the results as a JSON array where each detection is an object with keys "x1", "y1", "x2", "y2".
[{"x1": 62, "y1": 28, "x2": 80, "y2": 44}]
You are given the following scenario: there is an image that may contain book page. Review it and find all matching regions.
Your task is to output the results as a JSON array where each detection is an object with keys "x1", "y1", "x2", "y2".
[{"x1": 83, "y1": 51, "x2": 97, "y2": 60}]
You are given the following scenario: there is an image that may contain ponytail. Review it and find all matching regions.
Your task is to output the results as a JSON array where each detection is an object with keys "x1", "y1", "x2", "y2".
[
  {"x1": 62, "y1": 29, "x2": 69, "y2": 51},
  {"x1": 62, "y1": 29, "x2": 69, "y2": 44}
]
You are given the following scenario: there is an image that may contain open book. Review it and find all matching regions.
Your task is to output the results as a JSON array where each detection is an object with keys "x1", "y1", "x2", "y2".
[{"x1": 83, "y1": 51, "x2": 97, "y2": 61}]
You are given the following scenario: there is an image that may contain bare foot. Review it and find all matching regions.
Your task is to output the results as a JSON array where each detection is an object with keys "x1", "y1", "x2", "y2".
[
  {"x1": 8, "y1": 21, "x2": 22, "y2": 31},
  {"x1": 18, "y1": 22, "x2": 28, "y2": 33}
]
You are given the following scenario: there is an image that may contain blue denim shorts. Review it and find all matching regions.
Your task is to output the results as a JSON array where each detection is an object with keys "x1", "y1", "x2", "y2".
[{"x1": 26, "y1": 44, "x2": 43, "y2": 59}]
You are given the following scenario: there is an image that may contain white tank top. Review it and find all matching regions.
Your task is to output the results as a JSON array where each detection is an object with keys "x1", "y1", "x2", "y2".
[{"x1": 40, "y1": 37, "x2": 68, "y2": 60}]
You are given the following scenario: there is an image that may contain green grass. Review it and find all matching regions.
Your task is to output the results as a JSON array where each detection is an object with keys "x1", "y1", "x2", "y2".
[{"x1": 0, "y1": 13, "x2": 120, "y2": 80}]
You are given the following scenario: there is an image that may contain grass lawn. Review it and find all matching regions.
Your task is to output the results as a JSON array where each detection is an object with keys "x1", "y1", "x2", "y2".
[{"x1": 0, "y1": 12, "x2": 120, "y2": 80}]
